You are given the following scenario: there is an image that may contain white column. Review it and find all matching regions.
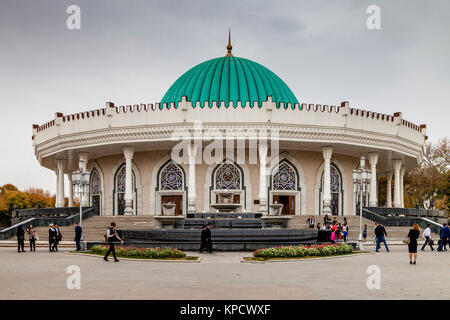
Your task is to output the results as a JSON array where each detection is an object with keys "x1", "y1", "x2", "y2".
[
  {"x1": 393, "y1": 160, "x2": 402, "y2": 208},
  {"x1": 67, "y1": 173, "x2": 74, "y2": 207},
  {"x1": 368, "y1": 152, "x2": 379, "y2": 207},
  {"x1": 187, "y1": 143, "x2": 197, "y2": 213},
  {"x1": 123, "y1": 147, "x2": 135, "y2": 215},
  {"x1": 386, "y1": 172, "x2": 393, "y2": 208},
  {"x1": 55, "y1": 160, "x2": 65, "y2": 208},
  {"x1": 400, "y1": 165, "x2": 406, "y2": 208},
  {"x1": 79, "y1": 153, "x2": 89, "y2": 207},
  {"x1": 322, "y1": 147, "x2": 333, "y2": 215},
  {"x1": 258, "y1": 141, "x2": 268, "y2": 214}
]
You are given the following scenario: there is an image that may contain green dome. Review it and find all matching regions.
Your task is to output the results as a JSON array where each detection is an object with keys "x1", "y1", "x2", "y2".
[{"x1": 160, "y1": 56, "x2": 299, "y2": 109}]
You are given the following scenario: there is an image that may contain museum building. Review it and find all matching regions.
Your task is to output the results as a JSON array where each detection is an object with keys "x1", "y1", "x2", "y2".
[{"x1": 31, "y1": 37, "x2": 428, "y2": 217}]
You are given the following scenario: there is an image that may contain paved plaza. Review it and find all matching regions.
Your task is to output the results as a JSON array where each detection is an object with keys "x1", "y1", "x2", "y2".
[{"x1": 0, "y1": 246, "x2": 449, "y2": 300}]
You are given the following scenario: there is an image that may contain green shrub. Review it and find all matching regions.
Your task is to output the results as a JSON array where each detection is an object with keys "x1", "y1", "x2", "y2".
[
  {"x1": 253, "y1": 243, "x2": 353, "y2": 259},
  {"x1": 90, "y1": 245, "x2": 186, "y2": 259}
]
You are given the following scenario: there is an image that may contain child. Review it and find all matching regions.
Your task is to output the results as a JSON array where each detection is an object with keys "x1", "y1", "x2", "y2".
[
  {"x1": 363, "y1": 224, "x2": 367, "y2": 242},
  {"x1": 330, "y1": 229, "x2": 336, "y2": 244}
]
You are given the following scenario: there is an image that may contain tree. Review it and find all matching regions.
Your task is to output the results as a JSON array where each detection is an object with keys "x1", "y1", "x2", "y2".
[
  {"x1": 23, "y1": 187, "x2": 54, "y2": 208},
  {"x1": 404, "y1": 138, "x2": 449, "y2": 211}
]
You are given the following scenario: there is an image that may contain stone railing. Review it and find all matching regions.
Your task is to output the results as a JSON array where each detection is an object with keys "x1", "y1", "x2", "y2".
[
  {"x1": 360, "y1": 207, "x2": 445, "y2": 235},
  {"x1": 11, "y1": 207, "x2": 83, "y2": 225},
  {"x1": 363, "y1": 207, "x2": 447, "y2": 224},
  {"x1": 0, "y1": 207, "x2": 96, "y2": 240}
]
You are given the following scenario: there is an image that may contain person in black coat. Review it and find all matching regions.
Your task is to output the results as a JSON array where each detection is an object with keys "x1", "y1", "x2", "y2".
[
  {"x1": 48, "y1": 224, "x2": 57, "y2": 252},
  {"x1": 206, "y1": 222, "x2": 213, "y2": 253},
  {"x1": 54, "y1": 223, "x2": 62, "y2": 252},
  {"x1": 74, "y1": 222, "x2": 83, "y2": 251},
  {"x1": 17, "y1": 225, "x2": 25, "y2": 252},
  {"x1": 407, "y1": 223, "x2": 420, "y2": 265},
  {"x1": 199, "y1": 225, "x2": 208, "y2": 253},
  {"x1": 375, "y1": 223, "x2": 390, "y2": 252}
]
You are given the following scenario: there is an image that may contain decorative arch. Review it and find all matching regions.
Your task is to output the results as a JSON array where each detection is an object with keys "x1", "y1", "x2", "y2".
[
  {"x1": 152, "y1": 157, "x2": 188, "y2": 216},
  {"x1": 88, "y1": 161, "x2": 105, "y2": 215},
  {"x1": 315, "y1": 160, "x2": 345, "y2": 216},
  {"x1": 213, "y1": 160, "x2": 243, "y2": 190},
  {"x1": 205, "y1": 158, "x2": 251, "y2": 212},
  {"x1": 267, "y1": 154, "x2": 306, "y2": 215},
  {"x1": 111, "y1": 160, "x2": 142, "y2": 215}
]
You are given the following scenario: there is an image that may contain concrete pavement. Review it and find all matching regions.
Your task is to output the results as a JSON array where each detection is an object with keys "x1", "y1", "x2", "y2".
[{"x1": 0, "y1": 246, "x2": 448, "y2": 300}]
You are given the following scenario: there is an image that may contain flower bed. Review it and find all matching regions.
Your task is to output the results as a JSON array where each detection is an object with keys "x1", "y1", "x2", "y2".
[
  {"x1": 90, "y1": 245, "x2": 187, "y2": 259},
  {"x1": 252, "y1": 243, "x2": 353, "y2": 259}
]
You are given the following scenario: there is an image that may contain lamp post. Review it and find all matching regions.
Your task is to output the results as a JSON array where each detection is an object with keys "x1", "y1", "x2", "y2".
[
  {"x1": 71, "y1": 161, "x2": 90, "y2": 227},
  {"x1": 352, "y1": 156, "x2": 371, "y2": 251}
]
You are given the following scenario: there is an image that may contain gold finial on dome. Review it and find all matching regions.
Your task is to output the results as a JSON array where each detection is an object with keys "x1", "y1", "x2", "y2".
[{"x1": 226, "y1": 28, "x2": 233, "y2": 57}]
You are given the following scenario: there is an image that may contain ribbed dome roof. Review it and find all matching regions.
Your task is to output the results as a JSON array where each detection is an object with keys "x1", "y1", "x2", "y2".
[{"x1": 160, "y1": 56, "x2": 299, "y2": 109}]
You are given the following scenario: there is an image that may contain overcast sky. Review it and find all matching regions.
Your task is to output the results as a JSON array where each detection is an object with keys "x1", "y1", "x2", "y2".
[{"x1": 0, "y1": 0, "x2": 448, "y2": 194}]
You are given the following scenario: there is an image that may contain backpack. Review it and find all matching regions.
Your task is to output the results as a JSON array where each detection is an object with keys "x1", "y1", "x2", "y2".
[{"x1": 104, "y1": 228, "x2": 109, "y2": 243}]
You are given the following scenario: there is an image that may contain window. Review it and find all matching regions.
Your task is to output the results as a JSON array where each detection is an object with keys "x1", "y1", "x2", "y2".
[
  {"x1": 215, "y1": 162, "x2": 241, "y2": 190},
  {"x1": 160, "y1": 162, "x2": 183, "y2": 190},
  {"x1": 272, "y1": 162, "x2": 296, "y2": 190}
]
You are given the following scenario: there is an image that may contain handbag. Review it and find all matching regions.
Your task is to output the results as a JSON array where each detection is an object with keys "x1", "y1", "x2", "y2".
[
  {"x1": 429, "y1": 239, "x2": 434, "y2": 246},
  {"x1": 403, "y1": 237, "x2": 410, "y2": 245}
]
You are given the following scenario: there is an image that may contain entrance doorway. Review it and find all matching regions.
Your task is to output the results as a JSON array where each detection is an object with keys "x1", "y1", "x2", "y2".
[
  {"x1": 273, "y1": 195, "x2": 295, "y2": 215},
  {"x1": 118, "y1": 193, "x2": 125, "y2": 215},
  {"x1": 162, "y1": 195, "x2": 183, "y2": 216},
  {"x1": 92, "y1": 195, "x2": 101, "y2": 215},
  {"x1": 331, "y1": 193, "x2": 339, "y2": 216}
]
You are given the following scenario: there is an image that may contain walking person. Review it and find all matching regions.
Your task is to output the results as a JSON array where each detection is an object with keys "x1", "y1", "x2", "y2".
[
  {"x1": 437, "y1": 223, "x2": 449, "y2": 252},
  {"x1": 26, "y1": 224, "x2": 38, "y2": 251},
  {"x1": 48, "y1": 224, "x2": 57, "y2": 252},
  {"x1": 199, "y1": 225, "x2": 208, "y2": 253},
  {"x1": 407, "y1": 223, "x2": 420, "y2": 264},
  {"x1": 363, "y1": 224, "x2": 368, "y2": 242},
  {"x1": 17, "y1": 225, "x2": 25, "y2": 252},
  {"x1": 54, "y1": 223, "x2": 62, "y2": 252},
  {"x1": 342, "y1": 224, "x2": 348, "y2": 242},
  {"x1": 103, "y1": 222, "x2": 123, "y2": 262},
  {"x1": 306, "y1": 216, "x2": 316, "y2": 229},
  {"x1": 375, "y1": 223, "x2": 390, "y2": 252},
  {"x1": 74, "y1": 222, "x2": 82, "y2": 251},
  {"x1": 206, "y1": 222, "x2": 213, "y2": 253},
  {"x1": 421, "y1": 224, "x2": 434, "y2": 251}
]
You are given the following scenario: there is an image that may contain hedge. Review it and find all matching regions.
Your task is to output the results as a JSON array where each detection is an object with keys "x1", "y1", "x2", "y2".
[
  {"x1": 90, "y1": 245, "x2": 186, "y2": 259},
  {"x1": 253, "y1": 243, "x2": 353, "y2": 259}
]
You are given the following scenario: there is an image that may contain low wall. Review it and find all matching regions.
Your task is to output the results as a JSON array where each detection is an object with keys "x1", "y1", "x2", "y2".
[
  {"x1": 0, "y1": 207, "x2": 96, "y2": 240},
  {"x1": 86, "y1": 240, "x2": 357, "y2": 251},
  {"x1": 361, "y1": 208, "x2": 444, "y2": 234},
  {"x1": 11, "y1": 207, "x2": 86, "y2": 225},
  {"x1": 363, "y1": 207, "x2": 447, "y2": 224}
]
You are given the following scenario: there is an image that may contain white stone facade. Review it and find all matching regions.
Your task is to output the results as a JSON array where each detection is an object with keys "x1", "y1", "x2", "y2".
[{"x1": 32, "y1": 98, "x2": 427, "y2": 216}]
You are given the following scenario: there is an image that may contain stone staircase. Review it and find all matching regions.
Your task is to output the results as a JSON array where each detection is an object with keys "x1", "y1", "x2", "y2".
[
  {"x1": 287, "y1": 215, "x2": 439, "y2": 240},
  {"x1": 31, "y1": 216, "x2": 156, "y2": 242}
]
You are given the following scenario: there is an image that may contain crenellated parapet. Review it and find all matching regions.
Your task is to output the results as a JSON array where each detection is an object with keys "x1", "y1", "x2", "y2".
[{"x1": 32, "y1": 96, "x2": 427, "y2": 168}]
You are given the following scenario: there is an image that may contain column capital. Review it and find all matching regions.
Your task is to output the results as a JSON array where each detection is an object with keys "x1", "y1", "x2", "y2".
[
  {"x1": 400, "y1": 165, "x2": 406, "y2": 175},
  {"x1": 392, "y1": 159, "x2": 402, "y2": 171},
  {"x1": 368, "y1": 152, "x2": 379, "y2": 165},
  {"x1": 258, "y1": 141, "x2": 268, "y2": 156},
  {"x1": 186, "y1": 142, "x2": 198, "y2": 158},
  {"x1": 386, "y1": 172, "x2": 393, "y2": 179},
  {"x1": 56, "y1": 159, "x2": 65, "y2": 171},
  {"x1": 322, "y1": 146, "x2": 333, "y2": 160},
  {"x1": 123, "y1": 147, "x2": 135, "y2": 160}
]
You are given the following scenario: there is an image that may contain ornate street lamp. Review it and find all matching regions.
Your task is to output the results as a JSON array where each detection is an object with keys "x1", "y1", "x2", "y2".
[
  {"x1": 352, "y1": 156, "x2": 371, "y2": 250},
  {"x1": 71, "y1": 160, "x2": 90, "y2": 227}
]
